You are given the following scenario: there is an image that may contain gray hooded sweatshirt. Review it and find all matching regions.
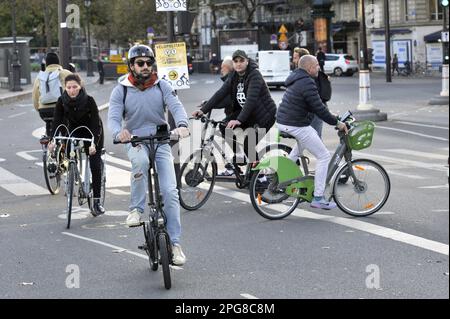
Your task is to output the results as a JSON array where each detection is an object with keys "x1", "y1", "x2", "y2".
[{"x1": 108, "y1": 74, "x2": 188, "y2": 140}]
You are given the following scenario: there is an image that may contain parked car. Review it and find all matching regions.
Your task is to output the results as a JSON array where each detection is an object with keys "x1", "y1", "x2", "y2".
[{"x1": 324, "y1": 54, "x2": 358, "y2": 76}]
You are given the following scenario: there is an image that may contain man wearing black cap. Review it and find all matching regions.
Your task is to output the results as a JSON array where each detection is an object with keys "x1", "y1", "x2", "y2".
[
  {"x1": 192, "y1": 49, "x2": 276, "y2": 175},
  {"x1": 32, "y1": 52, "x2": 72, "y2": 136}
]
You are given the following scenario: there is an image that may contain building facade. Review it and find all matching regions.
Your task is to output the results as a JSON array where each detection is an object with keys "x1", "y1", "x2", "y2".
[{"x1": 332, "y1": 0, "x2": 447, "y2": 69}]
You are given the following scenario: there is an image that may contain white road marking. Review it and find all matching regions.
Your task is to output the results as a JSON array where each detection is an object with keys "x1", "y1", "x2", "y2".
[
  {"x1": 382, "y1": 149, "x2": 448, "y2": 161},
  {"x1": 208, "y1": 185, "x2": 449, "y2": 256},
  {"x1": 16, "y1": 150, "x2": 41, "y2": 161},
  {"x1": 240, "y1": 293, "x2": 259, "y2": 299},
  {"x1": 98, "y1": 103, "x2": 109, "y2": 111},
  {"x1": 105, "y1": 154, "x2": 131, "y2": 168},
  {"x1": 8, "y1": 112, "x2": 26, "y2": 119},
  {"x1": 107, "y1": 189, "x2": 130, "y2": 196},
  {"x1": 384, "y1": 170, "x2": 425, "y2": 180},
  {"x1": 418, "y1": 184, "x2": 449, "y2": 189},
  {"x1": 105, "y1": 164, "x2": 130, "y2": 188},
  {"x1": 394, "y1": 121, "x2": 449, "y2": 130},
  {"x1": 0, "y1": 158, "x2": 5, "y2": 162},
  {"x1": 205, "y1": 80, "x2": 215, "y2": 84},
  {"x1": 353, "y1": 151, "x2": 447, "y2": 172},
  {"x1": 104, "y1": 210, "x2": 129, "y2": 216},
  {"x1": 375, "y1": 126, "x2": 448, "y2": 142},
  {"x1": 61, "y1": 232, "x2": 183, "y2": 270},
  {"x1": 432, "y1": 209, "x2": 449, "y2": 213},
  {"x1": 375, "y1": 211, "x2": 396, "y2": 215},
  {"x1": 32, "y1": 127, "x2": 45, "y2": 139},
  {"x1": 0, "y1": 166, "x2": 48, "y2": 196}
]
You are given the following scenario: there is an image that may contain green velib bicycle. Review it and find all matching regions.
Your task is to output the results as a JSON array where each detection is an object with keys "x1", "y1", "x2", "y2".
[{"x1": 249, "y1": 111, "x2": 391, "y2": 220}]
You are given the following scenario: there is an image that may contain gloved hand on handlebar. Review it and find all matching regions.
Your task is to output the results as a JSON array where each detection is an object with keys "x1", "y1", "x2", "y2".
[
  {"x1": 171, "y1": 126, "x2": 190, "y2": 139},
  {"x1": 191, "y1": 110, "x2": 204, "y2": 118}
]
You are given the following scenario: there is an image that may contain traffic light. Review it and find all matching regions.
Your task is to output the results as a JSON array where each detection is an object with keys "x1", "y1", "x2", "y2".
[{"x1": 442, "y1": 0, "x2": 449, "y2": 7}]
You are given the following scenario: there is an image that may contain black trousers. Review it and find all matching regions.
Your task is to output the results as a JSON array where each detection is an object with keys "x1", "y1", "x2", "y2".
[
  {"x1": 219, "y1": 122, "x2": 265, "y2": 163},
  {"x1": 68, "y1": 129, "x2": 104, "y2": 198},
  {"x1": 39, "y1": 107, "x2": 55, "y2": 137}
]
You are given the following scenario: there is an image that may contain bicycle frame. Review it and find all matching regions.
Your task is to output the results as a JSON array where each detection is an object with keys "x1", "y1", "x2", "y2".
[
  {"x1": 254, "y1": 116, "x2": 358, "y2": 202},
  {"x1": 193, "y1": 113, "x2": 273, "y2": 188}
]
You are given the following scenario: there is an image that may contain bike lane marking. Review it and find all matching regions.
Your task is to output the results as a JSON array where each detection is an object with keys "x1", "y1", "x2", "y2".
[
  {"x1": 0, "y1": 166, "x2": 48, "y2": 196},
  {"x1": 206, "y1": 184, "x2": 449, "y2": 256},
  {"x1": 62, "y1": 232, "x2": 183, "y2": 270}
]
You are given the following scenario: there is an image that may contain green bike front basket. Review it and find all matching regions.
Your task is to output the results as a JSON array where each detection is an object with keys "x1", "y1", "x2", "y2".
[{"x1": 347, "y1": 121, "x2": 375, "y2": 150}]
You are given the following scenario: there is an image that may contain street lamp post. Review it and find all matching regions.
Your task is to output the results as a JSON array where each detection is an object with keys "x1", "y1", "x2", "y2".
[
  {"x1": 384, "y1": 0, "x2": 392, "y2": 82},
  {"x1": 10, "y1": 0, "x2": 22, "y2": 92},
  {"x1": 85, "y1": 0, "x2": 94, "y2": 77}
]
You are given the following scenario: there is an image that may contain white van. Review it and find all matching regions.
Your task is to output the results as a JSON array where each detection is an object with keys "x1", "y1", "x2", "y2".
[{"x1": 257, "y1": 50, "x2": 291, "y2": 88}]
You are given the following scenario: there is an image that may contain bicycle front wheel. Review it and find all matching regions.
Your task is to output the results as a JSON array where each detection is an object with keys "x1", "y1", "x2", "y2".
[
  {"x1": 179, "y1": 150, "x2": 217, "y2": 211},
  {"x1": 43, "y1": 149, "x2": 61, "y2": 195},
  {"x1": 333, "y1": 159, "x2": 390, "y2": 217},
  {"x1": 158, "y1": 233, "x2": 172, "y2": 290},
  {"x1": 66, "y1": 162, "x2": 76, "y2": 229}
]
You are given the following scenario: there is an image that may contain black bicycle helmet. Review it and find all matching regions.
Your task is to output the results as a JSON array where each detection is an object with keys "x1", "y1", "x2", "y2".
[{"x1": 127, "y1": 44, "x2": 155, "y2": 66}]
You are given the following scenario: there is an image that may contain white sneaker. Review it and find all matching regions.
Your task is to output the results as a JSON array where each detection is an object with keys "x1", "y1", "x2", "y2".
[
  {"x1": 125, "y1": 209, "x2": 142, "y2": 227},
  {"x1": 172, "y1": 243, "x2": 186, "y2": 266}
]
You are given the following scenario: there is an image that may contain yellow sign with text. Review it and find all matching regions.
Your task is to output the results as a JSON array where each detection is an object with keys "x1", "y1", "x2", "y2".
[
  {"x1": 116, "y1": 64, "x2": 128, "y2": 74},
  {"x1": 155, "y1": 42, "x2": 187, "y2": 68}
]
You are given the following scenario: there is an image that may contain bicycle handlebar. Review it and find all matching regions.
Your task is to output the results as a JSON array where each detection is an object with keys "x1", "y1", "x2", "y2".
[
  {"x1": 189, "y1": 115, "x2": 227, "y2": 126},
  {"x1": 53, "y1": 136, "x2": 94, "y2": 144},
  {"x1": 113, "y1": 133, "x2": 179, "y2": 145}
]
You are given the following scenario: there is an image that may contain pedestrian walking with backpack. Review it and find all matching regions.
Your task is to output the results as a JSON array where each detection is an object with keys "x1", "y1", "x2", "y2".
[{"x1": 32, "y1": 52, "x2": 72, "y2": 136}]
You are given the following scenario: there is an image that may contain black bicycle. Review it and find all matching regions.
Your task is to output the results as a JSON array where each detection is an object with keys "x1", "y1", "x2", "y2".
[
  {"x1": 114, "y1": 126, "x2": 177, "y2": 290},
  {"x1": 179, "y1": 112, "x2": 292, "y2": 211}
]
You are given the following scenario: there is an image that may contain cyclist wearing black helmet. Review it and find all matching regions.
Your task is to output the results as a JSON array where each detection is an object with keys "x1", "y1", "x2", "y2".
[{"x1": 108, "y1": 44, "x2": 189, "y2": 266}]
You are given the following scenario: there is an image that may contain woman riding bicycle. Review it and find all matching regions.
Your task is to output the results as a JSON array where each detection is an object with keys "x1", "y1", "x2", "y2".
[{"x1": 48, "y1": 73, "x2": 106, "y2": 216}]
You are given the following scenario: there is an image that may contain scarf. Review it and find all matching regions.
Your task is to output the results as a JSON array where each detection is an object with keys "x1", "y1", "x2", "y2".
[
  {"x1": 61, "y1": 88, "x2": 89, "y2": 114},
  {"x1": 128, "y1": 72, "x2": 158, "y2": 91}
]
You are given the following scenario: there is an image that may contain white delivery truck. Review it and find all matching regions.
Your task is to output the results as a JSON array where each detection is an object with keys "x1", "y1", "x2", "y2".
[{"x1": 257, "y1": 50, "x2": 291, "y2": 89}]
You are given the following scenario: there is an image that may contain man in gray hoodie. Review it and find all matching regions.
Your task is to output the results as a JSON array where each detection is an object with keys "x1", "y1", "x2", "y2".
[{"x1": 108, "y1": 45, "x2": 189, "y2": 266}]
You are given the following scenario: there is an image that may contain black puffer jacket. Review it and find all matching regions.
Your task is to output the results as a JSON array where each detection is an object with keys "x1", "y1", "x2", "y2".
[
  {"x1": 52, "y1": 89, "x2": 104, "y2": 148},
  {"x1": 201, "y1": 60, "x2": 276, "y2": 129},
  {"x1": 277, "y1": 68, "x2": 338, "y2": 127}
]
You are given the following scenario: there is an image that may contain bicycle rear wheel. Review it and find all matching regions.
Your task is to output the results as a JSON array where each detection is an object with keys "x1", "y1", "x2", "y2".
[
  {"x1": 333, "y1": 159, "x2": 390, "y2": 217},
  {"x1": 66, "y1": 162, "x2": 76, "y2": 229},
  {"x1": 179, "y1": 150, "x2": 217, "y2": 211},
  {"x1": 158, "y1": 233, "x2": 172, "y2": 289},
  {"x1": 43, "y1": 147, "x2": 62, "y2": 195},
  {"x1": 249, "y1": 168, "x2": 301, "y2": 220}
]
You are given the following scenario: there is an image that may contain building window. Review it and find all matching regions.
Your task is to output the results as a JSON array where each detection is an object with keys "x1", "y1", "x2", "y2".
[{"x1": 430, "y1": 0, "x2": 443, "y2": 20}]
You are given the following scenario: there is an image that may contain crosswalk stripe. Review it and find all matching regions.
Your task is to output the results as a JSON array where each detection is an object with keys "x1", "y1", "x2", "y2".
[
  {"x1": 0, "y1": 166, "x2": 48, "y2": 196},
  {"x1": 382, "y1": 149, "x2": 448, "y2": 160},
  {"x1": 204, "y1": 184, "x2": 449, "y2": 256}
]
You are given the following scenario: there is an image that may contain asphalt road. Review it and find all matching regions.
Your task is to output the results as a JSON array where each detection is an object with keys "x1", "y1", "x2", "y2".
[{"x1": 0, "y1": 73, "x2": 448, "y2": 299}]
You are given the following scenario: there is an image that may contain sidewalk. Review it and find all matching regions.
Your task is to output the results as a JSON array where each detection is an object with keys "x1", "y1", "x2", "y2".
[{"x1": 0, "y1": 71, "x2": 100, "y2": 106}]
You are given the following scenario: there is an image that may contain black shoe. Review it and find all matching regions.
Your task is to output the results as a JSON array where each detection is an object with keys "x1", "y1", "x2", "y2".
[{"x1": 92, "y1": 198, "x2": 105, "y2": 216}]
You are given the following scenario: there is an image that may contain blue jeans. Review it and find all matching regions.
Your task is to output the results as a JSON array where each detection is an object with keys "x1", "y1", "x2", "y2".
[{"x1": 126, "y1": 143, "x2": 181, "y2": 245}]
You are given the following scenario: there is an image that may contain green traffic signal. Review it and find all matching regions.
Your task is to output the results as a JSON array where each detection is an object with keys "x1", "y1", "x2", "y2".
[{"x1": 442, "y1": 0, "x2": 449, "y2": 7}]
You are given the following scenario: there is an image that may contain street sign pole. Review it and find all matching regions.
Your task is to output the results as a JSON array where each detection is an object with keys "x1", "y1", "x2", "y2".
[{"x1": 58, "y1": 0, "x2": 70, "y2": 69}]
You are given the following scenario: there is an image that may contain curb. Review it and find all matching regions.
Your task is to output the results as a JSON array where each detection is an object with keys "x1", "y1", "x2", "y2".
[
  {"x1": 0, "y1": 90, "x2": 33, "y2": 106},
  {"x1": 350, "y1": 108, "x2": 388, "y2": 122},
  {"x1": 428, "y1": 96, "x2": 449, "y2": 105}
]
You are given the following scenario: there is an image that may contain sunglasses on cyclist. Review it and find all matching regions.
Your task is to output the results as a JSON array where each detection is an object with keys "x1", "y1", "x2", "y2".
[{"x1": 134, "y1": 59, "x2": 154, "y2": 67}]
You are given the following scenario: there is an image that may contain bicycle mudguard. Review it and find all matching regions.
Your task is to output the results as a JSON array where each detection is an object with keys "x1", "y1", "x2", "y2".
[{"x1": 253, "y1": 155, "x2": 302, "y2": 183}]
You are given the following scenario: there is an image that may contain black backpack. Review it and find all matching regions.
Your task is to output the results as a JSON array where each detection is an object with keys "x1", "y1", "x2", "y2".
[{"x1": 317, "y1": 71, "x2": 332, "y2": 103}]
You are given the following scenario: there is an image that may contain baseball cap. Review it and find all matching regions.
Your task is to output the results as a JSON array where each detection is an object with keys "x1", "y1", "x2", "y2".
[{"x1": 232, "y1": 50, "x2": 248, "y2": 60}]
